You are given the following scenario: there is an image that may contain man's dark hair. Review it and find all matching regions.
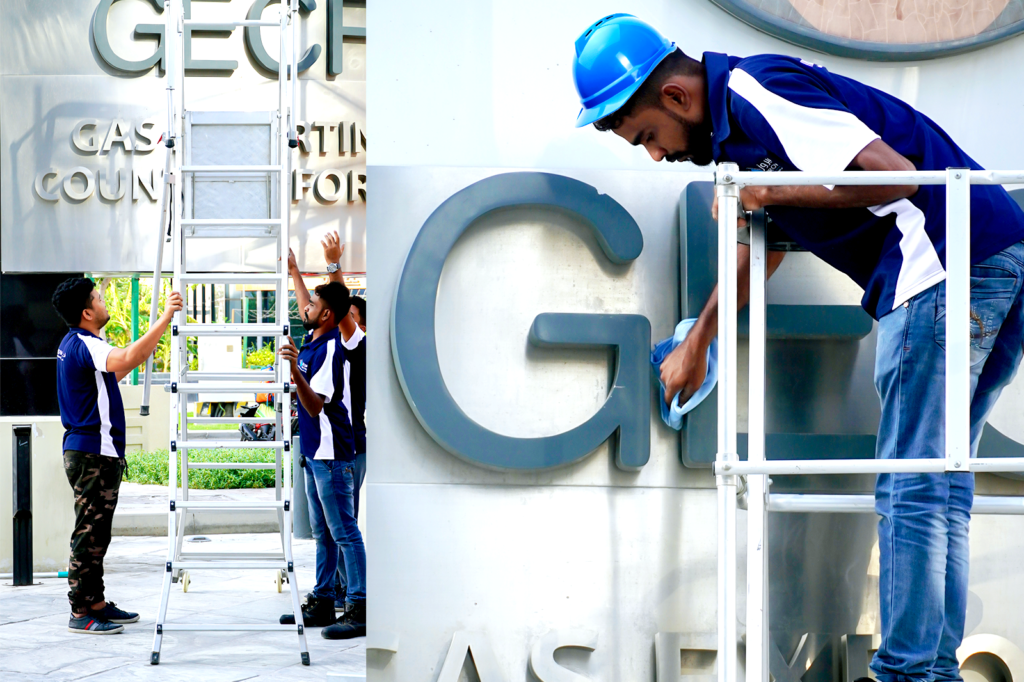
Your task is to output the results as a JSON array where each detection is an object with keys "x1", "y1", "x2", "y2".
[
  {"x1": 52, "y1": 277, "x2": 95, "y2": 327},
  {"x1": 350, "y1": 295, "x2": 366, "y2": 325},
  {"x1": 593, "y1": 49, "x2": 702, "y2": 132},
  {"x1": 314, "y1": 281, "x2": 351, "y2": 322}
]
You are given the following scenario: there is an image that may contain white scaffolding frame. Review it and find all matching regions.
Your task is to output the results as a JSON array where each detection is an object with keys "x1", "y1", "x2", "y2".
[
  {"x1": 712, "y1": 164, "x2": 1024, "y2": 682},
  {"x1": 148, "y1": 0, "x2": 308, "y2": 666}
]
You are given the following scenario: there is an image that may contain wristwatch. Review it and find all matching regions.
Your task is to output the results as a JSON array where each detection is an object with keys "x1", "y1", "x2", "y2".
[{"x1": 326, "y1": 262, "x2": 341, "y2": 274}]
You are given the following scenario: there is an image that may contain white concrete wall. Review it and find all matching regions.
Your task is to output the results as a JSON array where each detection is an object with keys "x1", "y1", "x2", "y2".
[
  {"x1": 119, "y1": 384, "x2": 170, "y2": 454},
  {"x1": 369, "y1": 0, "x2": 1024, "y2": 175},
  {"x1": 0, "y1": 418, "x2": 75, "y2": 573}
]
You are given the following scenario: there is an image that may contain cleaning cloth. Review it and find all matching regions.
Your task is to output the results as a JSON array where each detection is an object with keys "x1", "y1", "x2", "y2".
[{"x1": 651, "y1": 318, "x2": 719, "y2": 430}]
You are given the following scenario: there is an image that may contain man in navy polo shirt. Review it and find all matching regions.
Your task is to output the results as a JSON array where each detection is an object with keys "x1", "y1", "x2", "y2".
[
  {"x1": 52, "y1": 277, "x2": 182, "y2": 634},
  {"x1": 573, "y1": 15, "x2": 1024, "y2": 682},
  {"x1": 288, "y1": 235, "x2": 367, "y2": 639},
  {"x1": 277, "y1": 280, "x2": 366, "y2": 639}
]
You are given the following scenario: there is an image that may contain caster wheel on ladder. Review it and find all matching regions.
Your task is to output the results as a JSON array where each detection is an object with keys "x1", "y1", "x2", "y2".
[
  {"x1": 275, "y1": 570, "x2": 284, "y2": 593},
  {"x1": 181, "y1": 571, "x2": 190, "y2": 592}
]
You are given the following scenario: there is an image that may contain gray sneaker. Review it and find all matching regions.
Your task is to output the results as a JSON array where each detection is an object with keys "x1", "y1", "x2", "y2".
[
  {"x1": 93, "y1": 602, "x2": 139, "y2": 624},
  {"x1": 68, "y1": 614, "x2": 124, "y2": 635}
]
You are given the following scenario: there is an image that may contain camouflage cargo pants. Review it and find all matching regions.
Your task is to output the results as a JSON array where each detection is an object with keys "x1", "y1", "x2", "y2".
[{"x1": 63, "y1": 450, "x2": 125, "y2": 613}]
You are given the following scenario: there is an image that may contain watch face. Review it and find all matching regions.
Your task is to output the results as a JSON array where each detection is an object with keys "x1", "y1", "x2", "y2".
[{"x1": 708, "y1": 0, "x2": 1024, "y2": 60}]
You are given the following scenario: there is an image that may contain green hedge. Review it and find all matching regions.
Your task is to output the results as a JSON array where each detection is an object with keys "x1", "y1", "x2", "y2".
[{"x1": 125, "y1": 448, "x2": 278, "y2": 489}]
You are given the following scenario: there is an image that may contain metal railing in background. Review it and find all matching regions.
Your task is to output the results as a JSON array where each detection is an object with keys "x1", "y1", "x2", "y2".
[{"x1": 712, "y1": 164, "x2": 1024, "y2": 682}]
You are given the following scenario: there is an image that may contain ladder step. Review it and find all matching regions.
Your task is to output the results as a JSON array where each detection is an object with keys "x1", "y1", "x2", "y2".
[
  {"x1": 187, "y1": 417, "x2": 270, "y2": 424},
  {"x1": 185, "y1": 226, "x2": 280, "y2": 239},
  {"x1": 181, "y1": 19, "x2": 281, "y2": 28},
  {"x1": 169, "y1": 382, "x2": 288, "y2": 394},
  {"x1": 171, "y1": 561, "x2": 289, "y2": 570},
  {"x1": 179, "y1": 273, "x2": 283, "y2": 285},
  {"x1": 178, "y1": 552, "x2": 285, "y2": 561},
  {"x1": 186, "y1": 462, "x2": 277, "y2": 470},
  {"x1": 176, "y1": 323, "x2": 285, "y2": 336},
  {"x1": 159, "y1": 624, "x2": 300, "y2": 632},
  {"x1": 175, "y1": 500, "x2": 287, "y2": 510},
  {"x1": 175, "y1": 439, "x2": 288, "y2": 449},
  {"x1": 180, "y1": 219, "x2": 283, "y2": 226},
  {"x1": 186, "y1": 370, "x2": 276, "y2": 381},
  {"x1": 180, "y1": 165, "x2": 283, "y2": 173}
]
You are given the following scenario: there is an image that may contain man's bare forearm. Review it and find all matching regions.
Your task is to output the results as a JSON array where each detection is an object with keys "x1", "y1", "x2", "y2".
[
  {"x1": 748, "y1": 139, "x2": 919, "y2": 210},
  {"x1": 290, "y1": 265, "x2": 311, "y2": 311},
  {"x1": 757, "y1": 182, "x2": 915, "y2": 209},
  {"x1": 689, "y1": 244, "x2": 786, "y2": 346}
]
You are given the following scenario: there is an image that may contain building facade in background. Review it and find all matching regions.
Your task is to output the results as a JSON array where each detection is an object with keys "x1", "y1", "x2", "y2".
[{"x1": 0, "y1": 0, "x2": 367, "y2": 416}]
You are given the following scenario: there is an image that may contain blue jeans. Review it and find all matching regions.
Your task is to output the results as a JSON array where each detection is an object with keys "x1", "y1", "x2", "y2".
[
  {"x1": 304, "y1": 458, "x2": 367, "y2": 605},
  {"x1": 871, "y1": 240, "x2": 1024, "y2": 682},
  {"x1": 334, "y1": 451, "x2": 366, "y2": 599}
]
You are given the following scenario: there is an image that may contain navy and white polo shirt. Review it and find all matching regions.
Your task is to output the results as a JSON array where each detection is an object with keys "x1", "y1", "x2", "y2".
[
  {"x1": 296, "y1": 327, "x2": 356, "y2": 461},
  {"x1": 704, "y1": 52, "x2": 1024, "y2": 319},
  {"x1": 56, "y1": 328, "x2": 126, "y2": 458},
  {"x1": 340, "y1": 326, "x2": 366, "y2": 455}
]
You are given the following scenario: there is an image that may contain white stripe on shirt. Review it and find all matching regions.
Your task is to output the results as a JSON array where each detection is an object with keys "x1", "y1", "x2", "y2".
[
  {"x1": 79, "y1": 334, "x2": 118, "y2": 457},
  {"x1": 340, "y1": 327, "x2": 363, "y2": 422},
  {"x1": 78, "y1": 334, "x2": 114, "y2": 373},
  {"x1": 93, "y1": 371, "x2": 118, "y2": 457},
  {"x1": 314, "y1": 410, "x2": 334, "y2": 460},
  {"x1": 868, "y1": 198, "x2": 947, "y2": 309},
  {"x1": 728, "y1": 68, "x2": 880, "y2": 186},
  {"x1": 309, "y1": 339, "x2": 336, "y2": 403}
]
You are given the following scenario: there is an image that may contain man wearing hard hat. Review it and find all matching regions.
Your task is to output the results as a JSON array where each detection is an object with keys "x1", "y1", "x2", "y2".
[{"x1": 571, "y1": 14, "x2": 1024, "y2": 682}]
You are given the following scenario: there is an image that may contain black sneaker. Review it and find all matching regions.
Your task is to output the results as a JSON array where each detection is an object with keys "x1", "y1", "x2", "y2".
[
  {"x1": 280, "y1": 596, "x2": 337, "y2": 627},
  {"x1": 92, "y1": 602, "x2": 140, "y2": 624},
  {"x1": 321, "y1": 602, "x2": 365, "y2": 640},
  {"x1": 68, "y1": 614, "x2": 124, "y2": 635}
]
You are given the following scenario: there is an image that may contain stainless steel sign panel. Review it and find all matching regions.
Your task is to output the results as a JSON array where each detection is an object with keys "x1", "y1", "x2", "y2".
[
  {"x1": 0, "y1": 76, "x2": 168, "y2": 273},
  {"x1": 369, "y1": 165, "x2": 1024, "y2": 682},
  {"x1": 0, "y1": 76, "x2": 366, "y2": 273},
  {"x1": 0, "y1": 0, "x2": 366, "y2": 274}
]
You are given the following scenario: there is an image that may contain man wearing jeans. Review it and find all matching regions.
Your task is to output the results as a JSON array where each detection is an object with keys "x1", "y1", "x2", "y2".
[
  {"x1": 321, "y1": 232, "x2": 367, "y2": 626},
  {"x1": 572, "y1": 15, "x2": 1024, "y2": 682},
  {"x1": 52, "y1": 277, "x2": 182, "y2": 634},
  {"x1": 277, "y1": 280, "x2": 367, "y2": 638}
]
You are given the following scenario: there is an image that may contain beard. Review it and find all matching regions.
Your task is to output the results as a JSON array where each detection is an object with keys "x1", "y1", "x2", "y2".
[
  {"x1": 665, "y1": 111, "x2": 715, "y2": 167},
  {"x1": 95, "y1": 309, "x2": 111, "y2": 329},
  {"x1": 301, "y1": 310, "x2": 318, "y2": 331}
]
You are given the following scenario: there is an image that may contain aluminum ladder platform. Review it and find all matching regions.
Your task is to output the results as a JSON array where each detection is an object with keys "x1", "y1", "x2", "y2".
[
  {"x1": 710, "y1": 164, "x2": 1024, "y2": 682},
  {"x1": 148, "y1": 0, "x2": 309, "y2": 666}
]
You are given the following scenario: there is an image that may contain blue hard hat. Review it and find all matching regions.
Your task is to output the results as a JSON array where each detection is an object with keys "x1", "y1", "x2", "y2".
[{"x1": 572, "y1": 14, "x2": 675, "y2": 128}]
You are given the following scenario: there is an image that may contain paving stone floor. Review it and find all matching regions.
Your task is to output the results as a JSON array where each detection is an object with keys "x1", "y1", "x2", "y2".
[{"x1": 0, "y1": 534, "x2": 365, "y2": 681}]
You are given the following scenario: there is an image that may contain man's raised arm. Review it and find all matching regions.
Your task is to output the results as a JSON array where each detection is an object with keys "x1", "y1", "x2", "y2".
[
  {"x1": 105, "y1": 291, "x2": 183, "y2": 379},
  {"x1": 659, "y1": 243, "x2": 786, "y2": 406},
  {"x1": 288, "y1": 249, "x2": 311, "y2": 313}
]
